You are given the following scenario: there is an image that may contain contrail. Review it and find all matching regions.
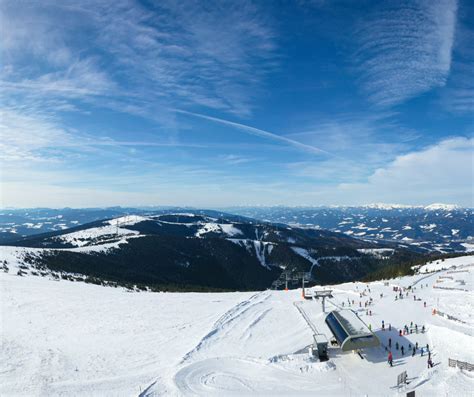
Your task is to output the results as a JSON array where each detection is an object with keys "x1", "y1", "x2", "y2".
[{"x1": 174, "y1": 109, "x2": 334, "y2": 156}]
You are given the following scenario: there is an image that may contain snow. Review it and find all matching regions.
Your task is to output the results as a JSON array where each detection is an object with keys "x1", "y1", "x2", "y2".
[
  {"x1": 227, "y1": 239, "x2": 275, "y2": 268},
  {"x1": 1, "y1": 256, "x2": 474, "y2": 396},
  {"x1": 105, "y1": 215, "x2": 150, "y2": 226},
  {"x1": 424, "y1": 203, "x2": 459, "y2": 211},
  {"x1": 0, "y1": 239, "x2": 139, "y2": 274},
  {"x1": 461, "y1": 243, "x2": 474, "y2": 252},
  {"x1": 291, "y1": 247, "x2": 319, "y2": 270},
  {"x1": 56, "y1": 224, "x2": 140, "y2": 247},
  {"x1": 420, "y1": 223, "x2": 437, "y2": 231},
  {"x1": 358, "y1": 248, "x2": 394, "y2": 258},
  {"x1": 219, "y1": 223, "x2": 243, "y2": 237},
  {"x1": 195, "y1": 223, "x2": 243, "y2": 237},
  {"x1": 363, "y1": 203, "x2": 415, "y2": 210},
  {"x1": 416, "y1": 255, "x2": 474, "y2": 273}
]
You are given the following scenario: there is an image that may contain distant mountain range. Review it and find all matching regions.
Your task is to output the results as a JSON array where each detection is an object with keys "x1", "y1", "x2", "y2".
[
  {"x1": 224, "y1": 205, "x2": 473, "y2": 253},
  {"x1": 1, "y1": 205, "x2": 472, "y2": 252},
  {"x1": 1, "y1": 211, "x2": 427, "y2": 291}
]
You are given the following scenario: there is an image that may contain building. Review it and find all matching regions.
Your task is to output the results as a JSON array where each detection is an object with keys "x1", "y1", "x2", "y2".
[{"x1": 325, "y1": 309, "x2": 380, "y2": 351}]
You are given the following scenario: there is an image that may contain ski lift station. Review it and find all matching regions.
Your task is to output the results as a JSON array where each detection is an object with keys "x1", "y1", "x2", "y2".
[{"x1": 325, "y1": 309, "x2": 380, "y2": 351}]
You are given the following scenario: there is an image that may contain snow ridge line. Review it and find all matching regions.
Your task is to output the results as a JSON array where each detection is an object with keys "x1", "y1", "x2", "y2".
[{"x1": 181, "y1": 291, "x2": 270, "y2": 363}]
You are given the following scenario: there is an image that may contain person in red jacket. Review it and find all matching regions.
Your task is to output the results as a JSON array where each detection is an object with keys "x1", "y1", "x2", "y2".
[{"x1": 388, "y1": 351, "x2": 393, "y2": 367}]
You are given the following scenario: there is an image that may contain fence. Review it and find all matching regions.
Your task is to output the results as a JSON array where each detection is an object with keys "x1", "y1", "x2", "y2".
[
  {"x1": 448, "y1": 358, "x2": 474, "y2": 371},
  {"x1": 435, "y1": 310, "x2": 468, "y2": 324},
  {"x1": 432, "y1": 285, "x2": 468, "y2": 292}
]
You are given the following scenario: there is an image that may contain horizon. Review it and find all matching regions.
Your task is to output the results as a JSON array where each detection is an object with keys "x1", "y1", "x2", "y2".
[
  {"x1": 1, "y1": 0, "x2": 473, "y2": 208},
  {"x1": 1, "y1": 202, "x2": 470, "y2": 211}
]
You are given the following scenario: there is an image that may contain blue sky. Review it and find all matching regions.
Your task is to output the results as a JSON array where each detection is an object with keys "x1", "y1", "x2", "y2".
[{"x1": 1, "y1": 0, "x2": 473, "y2": 207}]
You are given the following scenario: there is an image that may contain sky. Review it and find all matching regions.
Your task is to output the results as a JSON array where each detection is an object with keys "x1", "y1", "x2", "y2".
[{"x1": 0, "y1": 0, "x2": 473, "y2": 208}]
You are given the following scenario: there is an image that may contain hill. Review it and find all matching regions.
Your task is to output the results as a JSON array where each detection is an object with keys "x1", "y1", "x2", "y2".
[{"x1": 1, "y1": 213, "x2": 423, "y2": 290}]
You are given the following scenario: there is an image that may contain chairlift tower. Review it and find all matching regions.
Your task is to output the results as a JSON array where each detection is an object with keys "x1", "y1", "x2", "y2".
[
  {"x1": 314, "y1": 290, "x2": 333, "y2": 312},
  {"x1": 297, "y1": 271, "x2": 308, "y2": 297}
]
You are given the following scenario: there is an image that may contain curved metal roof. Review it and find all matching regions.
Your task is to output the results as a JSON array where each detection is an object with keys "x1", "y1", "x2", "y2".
[{"x1": 325, "y1": 309, "x2": 380, "y2": 351}]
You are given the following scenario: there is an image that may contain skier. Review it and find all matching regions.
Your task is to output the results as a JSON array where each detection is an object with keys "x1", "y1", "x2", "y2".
[
  {"x1": 428, "y1": 357, "x2": 434, "y2": 368},
  {"x1": 382, "y1": 320, "x2": 385, "y2": 331},
  {"x1": 424, "y1": 301, "x2": 427, "y2": 308},
  {"x1": 401, "y1": 345, "x2": 405, "y2": 355},
  {"x1": 415, "y1": 342, "x2": 418, "y2": 350},
  {"x1": 388, "y1": 338, "x2": 392, "y2": 348},
  {"x1": 412, "y1": 346, "x2": 416, "y2": 356},
  {"x1": 388, "y1": 351, "x2": 393, "y2": 367},
  {"x1": 422, "y1": 325, "x2": 425, "y2": 333},
  {"x1": 389, "y1": 323, "x2": 392, "y2": 331}
]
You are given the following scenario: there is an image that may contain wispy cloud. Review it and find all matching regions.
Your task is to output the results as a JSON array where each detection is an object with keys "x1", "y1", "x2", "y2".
[
  {"x1": 1, "y1": 0, "x2": 277, "y2": 118},
  {"x1": 440, "y1": 1, "x2": 474, "y2": 114},
  {"x1": 354, "y1": 0, "x2": 458, "y2": 108}
]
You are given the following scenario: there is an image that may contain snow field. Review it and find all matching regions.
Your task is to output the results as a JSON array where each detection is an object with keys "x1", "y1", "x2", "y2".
[{"x1": 1, "y1": 255, "x2": 473, "y2": 396}]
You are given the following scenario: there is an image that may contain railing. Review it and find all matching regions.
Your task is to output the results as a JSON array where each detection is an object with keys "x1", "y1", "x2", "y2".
[{"x1": 449, "y1": 358, "x2": 474, "y2": 371}]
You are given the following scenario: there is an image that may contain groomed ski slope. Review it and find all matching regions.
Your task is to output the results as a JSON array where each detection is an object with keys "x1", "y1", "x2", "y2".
[{"x1": 1, "y1": 256, "x2": 473, "y2": 396}]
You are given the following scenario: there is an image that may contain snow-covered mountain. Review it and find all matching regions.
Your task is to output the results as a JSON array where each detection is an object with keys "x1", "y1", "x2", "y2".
[
  {"x1": 225, "y1": 205, "x2": 473, "y2": 253},
  {"x1": 1, "y1": 213, "x2": 423, "y2": 290},
  {"x1": 2, "y1": 253, "x2": 473, "y2": 395},
  {"x1": 2, "y1": 206, "x2": 471, "y2": 253}
]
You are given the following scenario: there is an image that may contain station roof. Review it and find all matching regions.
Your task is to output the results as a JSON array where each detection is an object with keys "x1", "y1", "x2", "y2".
[{"x1": 325, "y1": 310, "x2": 380, "y2": 351}]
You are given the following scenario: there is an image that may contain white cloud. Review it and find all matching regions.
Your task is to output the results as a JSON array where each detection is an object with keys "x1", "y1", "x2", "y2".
[
  {"x1": 354, "y1": 0, "x2": 458, "y2": 107},
  {"x1": 336, "y1": 137, "x2": 473, "y2": 206}
]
